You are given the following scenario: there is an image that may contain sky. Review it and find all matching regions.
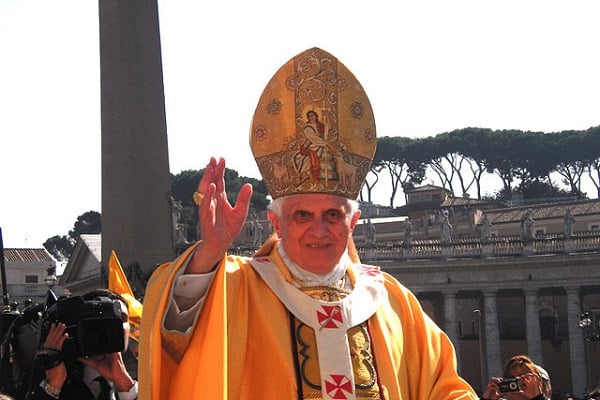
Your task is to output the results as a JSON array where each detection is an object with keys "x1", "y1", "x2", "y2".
[{"x1": 1, "y1": 0, "x2": 599, "y2": 249}]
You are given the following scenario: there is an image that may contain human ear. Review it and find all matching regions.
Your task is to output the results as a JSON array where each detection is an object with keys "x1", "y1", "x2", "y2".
[
  {"x1": 349, "y1": 210, "x2": 361, "y2": 231},
  {"x1": 268, "y1": 211, "x2": 282, "y2": 238}
]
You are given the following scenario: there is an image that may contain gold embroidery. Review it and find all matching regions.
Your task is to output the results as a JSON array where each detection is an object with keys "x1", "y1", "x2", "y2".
[
  {"x1": 298, "y1": 285, "x2": 350, "y2": 302},
  {"x1": 292, "y1": 284, "x2": 381, "y2": 399}
]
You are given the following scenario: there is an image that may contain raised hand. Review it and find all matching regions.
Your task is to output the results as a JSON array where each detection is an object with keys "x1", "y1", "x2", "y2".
[{"x1": 186, "y1": 157, "x2": 253, "y2": 274}]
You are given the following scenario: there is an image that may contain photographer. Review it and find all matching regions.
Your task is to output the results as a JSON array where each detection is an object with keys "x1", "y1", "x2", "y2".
[
  {"x1": 28, "y1": 290, "x2": 137, "y2": 400},
  {"x1": 481, "y1": 354, "x2": 551, "y2": 400}
]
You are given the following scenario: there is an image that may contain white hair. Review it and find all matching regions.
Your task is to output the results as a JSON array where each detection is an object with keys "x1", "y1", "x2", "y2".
[{"x1": 269, "y1": 195, "x2": 359, "y2": 218}]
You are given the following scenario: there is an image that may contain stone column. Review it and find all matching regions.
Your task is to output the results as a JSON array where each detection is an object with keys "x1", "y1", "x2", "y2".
[
  {"x1": 524, "y1": 288, "x2": 543, "y2": 364},
  {"x1": 483, "y1": 289, "x2": 502, "y2": 378},
  {"x1": 442, "y1": 290, "x2": 461, "y2": 372},
  {"x1": 473, "y1": 308, "x2": 487, "y2": 390},
  {"x1": 565, "y1": 286, "x2": 587, "y2": 398},
  {"x1": 99, "y1": 0, "x2": 175, "y2": 276}
]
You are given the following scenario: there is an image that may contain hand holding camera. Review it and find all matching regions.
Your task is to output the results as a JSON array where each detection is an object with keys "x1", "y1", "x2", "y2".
[
  {"x1": 498, "y1": 377, "x2": 521, "y2": 393},
  {"x1": 41, "y1": 295, "x2": 126, "y2": 359},
  {"x1": 482, "y1": 373, "x2": 544, "y2": 399},
  {"x1": 41, "y1": 323, "x2": 69, "y2": 390}
]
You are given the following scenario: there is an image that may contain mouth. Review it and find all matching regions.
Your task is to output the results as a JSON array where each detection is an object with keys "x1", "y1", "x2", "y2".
[{"x1": 306, "y1": 243, "x2": 330, "y2": 249}]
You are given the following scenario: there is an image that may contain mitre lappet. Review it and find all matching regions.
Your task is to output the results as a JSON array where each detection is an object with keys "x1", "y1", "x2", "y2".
[{"x1": 250, "y1": 47, "x2": 377, "y2": 200}]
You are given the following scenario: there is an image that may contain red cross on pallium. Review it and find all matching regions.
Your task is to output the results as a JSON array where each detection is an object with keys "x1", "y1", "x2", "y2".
[
  {"x1": 358, "y1": 264, "x2": 380, "y2": 277},
  {"x1": 317, "y1": 305, "x2": 343, "y2": 329},
  {"x1": 325, "y1": 374, "x2": 353, "y2": 399}
]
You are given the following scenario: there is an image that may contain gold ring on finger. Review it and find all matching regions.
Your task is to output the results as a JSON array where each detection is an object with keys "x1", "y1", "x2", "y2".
[{"x1": 193, "y1": 191, "x2": 204, "y2": 206}]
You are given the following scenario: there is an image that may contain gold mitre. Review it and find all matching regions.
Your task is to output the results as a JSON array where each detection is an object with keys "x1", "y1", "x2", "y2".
[{"x1": 250, "y1": 47, "x2": 377, "y2": 200}]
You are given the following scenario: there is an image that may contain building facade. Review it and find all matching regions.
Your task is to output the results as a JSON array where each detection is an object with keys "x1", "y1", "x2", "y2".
[
  {"x1": 366, "y1": 243, "x2": 600, "y2": 398},
  {"x1": 350, "y1": 187, "x2": 600, "y2": 398},
  {"x1": 0, "y1": 248, "x2": 58, "y2": 308}
]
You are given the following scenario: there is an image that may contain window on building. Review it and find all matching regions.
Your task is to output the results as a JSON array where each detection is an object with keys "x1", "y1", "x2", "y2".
[{"x1": 25, "y1": 275, "x2": 39, "y2": 284}]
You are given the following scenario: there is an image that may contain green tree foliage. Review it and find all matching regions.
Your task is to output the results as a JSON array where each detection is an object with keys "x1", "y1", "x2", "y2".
[
  {"x1": 374, "y1": 136, "x2": 427, "y2": 207},
  {"x1": 44, "y1": 235, "x2": 74, "y2": 262},
  {"x1": 44, "y1": 211, "x2": 101, "y2": 261},
  {"x1": 169, "y1": 168, "x2": 270, "y2": 242},
  {"x1": 518, "y1": 180, "x2": 577, "y2": 201},
  {"x1": 447, "y1": 128, "x2": 494, "y2": 199},
  {"x1": 70, "y1": 211, "x2": 102, "y2": 237},
  {"x1": 581, "y1": 126, "x2": 600, "y2": 198},
  {"x1": 481, "y1": 129, "x2": 523, "y2": 194},
  {"x1": 170, "y1": 168, "x2": 269, "y2": 211},
  {"x1": 375, "y1": 126, "x2": 599, "y2": 204},
  {"x1": 551, "y1": 130, "x2": 588, "y2": 198}
]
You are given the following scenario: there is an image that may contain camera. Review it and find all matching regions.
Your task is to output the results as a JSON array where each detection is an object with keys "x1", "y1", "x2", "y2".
[
  {"x1": 498, "y1": 378, "x2": 521, "y2": 392},
  {"x1": 42, "y1": 294, "x2": 126, "y2": 358}
]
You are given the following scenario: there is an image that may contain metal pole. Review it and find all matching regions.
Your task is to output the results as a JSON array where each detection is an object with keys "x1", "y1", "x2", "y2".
[{"x1": 0, "y1": 227, "x2": 9, "y2": 306}]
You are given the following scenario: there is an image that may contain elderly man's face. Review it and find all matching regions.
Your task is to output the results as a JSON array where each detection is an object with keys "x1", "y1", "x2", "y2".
[{"x1": 270, "y1": 194, "x2": 360, "y2": 274}]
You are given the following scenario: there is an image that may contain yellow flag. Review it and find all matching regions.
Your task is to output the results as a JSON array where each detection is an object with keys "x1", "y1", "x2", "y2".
[{"x1": 108, "y1": 250, "x2": 143, "y2": 344}]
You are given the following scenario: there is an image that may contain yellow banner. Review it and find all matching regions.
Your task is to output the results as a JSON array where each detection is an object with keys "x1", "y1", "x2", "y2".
[{"x1": 108, "y1": 250, "x2": 143, "y2": 344}]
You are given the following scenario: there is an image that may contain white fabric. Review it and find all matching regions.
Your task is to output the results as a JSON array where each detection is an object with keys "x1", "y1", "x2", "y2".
[
  {"x1": 163, "y1": 260, "x2": 216, "y2": 332},
  {"x1": 250, "y1": 256, "x2": 385, "y2": 400},
  {"x1": 117, "y1": 380, "x2": 138, "y2": 400},
  {"x1": 279, "y1": 246, "x2": 350, "y2": 288}
]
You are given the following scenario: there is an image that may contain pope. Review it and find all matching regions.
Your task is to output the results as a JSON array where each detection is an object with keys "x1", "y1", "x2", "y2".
[{"x1": 139, "y1": 47, "x2": 477, "y2": 400}]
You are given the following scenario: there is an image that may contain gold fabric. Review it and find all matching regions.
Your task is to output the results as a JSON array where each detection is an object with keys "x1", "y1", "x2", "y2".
[
  {"x1": 139, "y1": 240, "x2": 477, "y2": 400},
  {"x1": 250, "y1": 48, "x2": 377, "y2": 200}
]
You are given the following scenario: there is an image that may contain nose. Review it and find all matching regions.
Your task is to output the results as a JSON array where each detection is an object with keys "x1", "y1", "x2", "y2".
[{"x1": 308, "y1": 218, "x2": 328, "y2": 236}]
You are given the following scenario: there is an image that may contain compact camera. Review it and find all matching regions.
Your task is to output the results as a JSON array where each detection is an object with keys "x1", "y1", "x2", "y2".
[
  {"x1": 498, "y1": 378, "x2": 521, "y2": 392},
  {"x1": 42, "y1": 295, "x2": 126, "y2": 358}
]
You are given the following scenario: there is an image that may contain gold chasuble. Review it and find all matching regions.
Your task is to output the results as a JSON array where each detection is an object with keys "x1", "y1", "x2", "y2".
[
  {"x1": 139, "y1": 240, "x2": 477, "y2": 400},
  {"x1": 139, "y1": 48, "x2": 475, "y2": 400}
]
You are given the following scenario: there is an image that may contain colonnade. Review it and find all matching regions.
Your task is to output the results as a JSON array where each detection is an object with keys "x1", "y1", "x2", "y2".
[{"x1": 437, "y1": 285, "x2": 590, "y2": 398}]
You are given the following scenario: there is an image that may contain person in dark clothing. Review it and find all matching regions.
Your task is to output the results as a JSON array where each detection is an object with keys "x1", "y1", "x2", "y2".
[
  {"x1": 27, "y1": 290, "x2": 137, "y2": 400},
  {"x1": 480, "y1": 354, "x2": 550, "y2": 400}
]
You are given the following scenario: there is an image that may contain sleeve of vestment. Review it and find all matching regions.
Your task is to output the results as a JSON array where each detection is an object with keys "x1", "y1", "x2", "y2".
[
  {"x1": 163, "y1": 269, "x2": 216, "y2": 332},
  {"x1": 138, "y1": 242, "x2": 228, "y2": 400},
  {"x1": 370, "y1": 272, "x2": 478, "y2": 400}
]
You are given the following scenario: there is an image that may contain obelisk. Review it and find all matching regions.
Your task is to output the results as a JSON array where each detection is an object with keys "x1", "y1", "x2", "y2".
[{"x1": 99, "y1": 0, "x2": 175, "y2": 277}]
